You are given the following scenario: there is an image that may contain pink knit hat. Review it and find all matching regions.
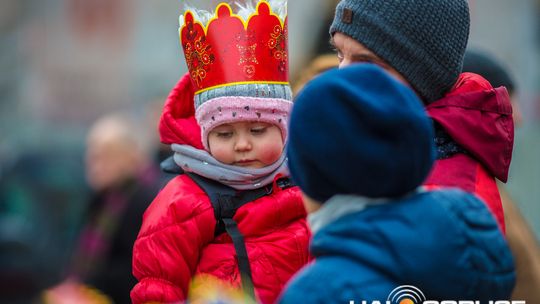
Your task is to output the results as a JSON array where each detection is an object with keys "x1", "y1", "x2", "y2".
[
  {"x1": 196, "y1": 95, "x2": 292, "y2": 150},
  {"x1": 179, "y1": 1, "x2": 293, "y2": 150}
]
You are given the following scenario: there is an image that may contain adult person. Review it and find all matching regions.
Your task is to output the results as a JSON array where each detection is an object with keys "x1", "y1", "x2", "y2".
[
  {"x1": 45, "y1": 113, "x2": 161, "y2": 304},
  {"x1": 329, "y1": 0, "x2": 513, "y2": 234}
]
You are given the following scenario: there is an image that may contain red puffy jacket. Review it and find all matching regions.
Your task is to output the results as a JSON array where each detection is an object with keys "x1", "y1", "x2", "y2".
[
  {"x1": 131, "y1": 74, "x2": 310, "y2": 304},
  {"x1": 425, "y1": 72, "x2": 514, "y2": 233}
]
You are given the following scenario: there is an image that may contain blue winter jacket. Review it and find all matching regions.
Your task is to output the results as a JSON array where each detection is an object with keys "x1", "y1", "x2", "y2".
[{"x1": 279, "y1": 189, "x2": 515, "y2": 303}]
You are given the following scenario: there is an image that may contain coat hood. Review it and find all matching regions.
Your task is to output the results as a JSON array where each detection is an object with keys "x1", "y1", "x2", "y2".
[
  {"x1": 426, "y1": 72, "x2": 514, "y2": 182},
  {"x1": 310, "y1": 190, "x2": 515, "y2": 301},
  {"x1": 159, "y1": 73, "x2": 204, "y2": 150}
]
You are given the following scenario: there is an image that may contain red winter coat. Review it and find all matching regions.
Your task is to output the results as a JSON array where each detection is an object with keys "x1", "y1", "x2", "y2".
[
  {"x1": 131, "y1": 74, "x2": 310, "y2": 304},
  {"x1": 424, "y1": 72, "x2": 514, "y2": 233}
]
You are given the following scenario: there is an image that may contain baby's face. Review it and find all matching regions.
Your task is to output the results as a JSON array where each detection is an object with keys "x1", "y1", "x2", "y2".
[{"x1": 208, "y1": 121, "x2": 283, "y2": 168}]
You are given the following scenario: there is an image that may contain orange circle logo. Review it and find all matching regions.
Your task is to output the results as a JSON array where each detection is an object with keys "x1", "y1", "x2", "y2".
[{"x1": 387, "y1": 285, "x2": 426, "y2": 304}]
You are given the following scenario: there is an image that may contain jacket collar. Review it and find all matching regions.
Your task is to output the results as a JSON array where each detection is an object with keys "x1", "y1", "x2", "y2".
[{"x1": 308, "y1": 194, "x2": 392, "y2": 234}]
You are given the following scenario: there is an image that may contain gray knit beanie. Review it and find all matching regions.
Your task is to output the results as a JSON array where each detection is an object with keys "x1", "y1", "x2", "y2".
[{"x1": 330, "y1": 0, "x2": 470, "y2": 103}]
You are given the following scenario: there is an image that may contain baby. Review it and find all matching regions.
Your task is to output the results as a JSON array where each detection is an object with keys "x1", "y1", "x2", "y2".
[{"x1": 131, "y1": 2, "x2": 310, "y2": 304}]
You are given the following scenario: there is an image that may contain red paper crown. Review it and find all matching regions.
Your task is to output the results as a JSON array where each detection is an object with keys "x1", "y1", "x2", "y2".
[{"x1": 179, "y1": 1, "x2": 289, "y2": 95}]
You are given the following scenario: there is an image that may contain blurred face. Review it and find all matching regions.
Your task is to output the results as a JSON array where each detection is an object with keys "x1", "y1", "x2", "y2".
[
  {"x1": 331, "y1": 32, "x2": 408, "y2": 84},
  {"x1": 85, "y1": 137, "x2": 137, "y2": 192},
  {"x1": 208, "y1": 121, "x2": 284, "y2": 168}
]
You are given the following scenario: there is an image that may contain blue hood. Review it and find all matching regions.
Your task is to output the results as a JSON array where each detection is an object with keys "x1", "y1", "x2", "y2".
[{"x1": 306, "y1": 189, "x2": 515, "y2": 301}]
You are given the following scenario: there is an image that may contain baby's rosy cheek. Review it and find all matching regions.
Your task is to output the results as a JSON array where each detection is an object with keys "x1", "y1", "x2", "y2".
[
  {"x1": 210, "y1": 146, "x2": 233, "y2": 163},
  {"x1": 258, "y1": 143, "x2": 283, "y2": 163}
]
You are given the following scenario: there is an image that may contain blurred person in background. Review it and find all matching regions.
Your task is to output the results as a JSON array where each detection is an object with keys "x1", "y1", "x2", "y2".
[
  {"x1": 44, "y1": 113, "x2": 161, "y2": 304},
  {"x1": 0, "y1": 150, "x2": 86, "y2": 304},
  {"x1": 292, "y1": 54, "x2": 339, "y2": 95},
  {"x1": 462, "y1": 48, "x2": 540, "y2": 302},
  {"x1": 329, "y1": 0, "x2": 512, "y2": 235}
]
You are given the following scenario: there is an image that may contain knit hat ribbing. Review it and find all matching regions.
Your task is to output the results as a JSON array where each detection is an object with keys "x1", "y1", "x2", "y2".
[
  {"x1": 330, "y1": 0, "x2": 470, "y2": 103},
  {"x1": 196, "y1": 91, "x2": 292, "y2": 151},
  {"x1": 287, "y1": 64, "x2": 435, "y2": 202}
]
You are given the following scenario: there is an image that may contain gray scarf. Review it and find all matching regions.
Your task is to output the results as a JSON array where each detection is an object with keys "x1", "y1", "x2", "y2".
[
  {"x1": 308, "y1": 189, "x2": 424, "y2": 234},
  {"x1": 171, "y1": 144, "x2": 289, "y2": 190}
]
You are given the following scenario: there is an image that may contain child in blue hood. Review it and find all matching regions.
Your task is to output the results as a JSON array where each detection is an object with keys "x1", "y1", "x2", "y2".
[{"x1": 280, "y1": 64, "x2": 515, "y2": 303}]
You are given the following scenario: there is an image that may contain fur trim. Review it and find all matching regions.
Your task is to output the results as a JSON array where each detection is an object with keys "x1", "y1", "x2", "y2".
[{"x1": 179, "y1": 0, "x2": 287, "y2": 28}]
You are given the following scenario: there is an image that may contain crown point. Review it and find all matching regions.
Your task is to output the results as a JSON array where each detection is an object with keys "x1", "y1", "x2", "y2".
[
  {"x1": 258, "y1": 2, "x2": 271, "y2": 16},
  {"x1": 184, "y1": 12, "x2": 194, "y2": 23},
  {"x1": 180, "y1": 1, "x2": 289, "y2": 92},
  {"x1": 217, "y1": 4, "x2": 232, "y2": 18}
]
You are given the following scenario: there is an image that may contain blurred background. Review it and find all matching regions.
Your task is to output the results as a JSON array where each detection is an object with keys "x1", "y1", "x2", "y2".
[{"x1": 0, "y1": 0, "x2": 539, "y2": 303}]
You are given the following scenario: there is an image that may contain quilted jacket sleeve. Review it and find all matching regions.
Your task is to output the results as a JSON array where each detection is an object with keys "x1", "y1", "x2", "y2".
[{"x1": 130, "y1": 175, "x2": 216, "y2": 304}]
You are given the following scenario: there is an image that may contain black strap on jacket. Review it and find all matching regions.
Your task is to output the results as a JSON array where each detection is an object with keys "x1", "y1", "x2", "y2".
[
  {"x1": 186, "y1": 172, "x2": 270, "y2": 299},
  {"x1": 160, "y1": 156, "x2": 294, "y2": 298},
  {"x1": 186, "y1": 172, "x2": 293, "y2": 299}
]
